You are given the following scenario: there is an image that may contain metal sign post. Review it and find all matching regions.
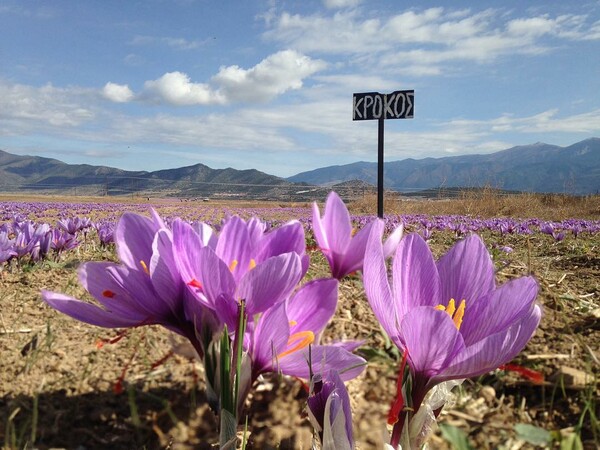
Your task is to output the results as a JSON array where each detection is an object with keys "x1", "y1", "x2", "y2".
[{"x1": 353, "y1": 90, "x2": 414, "y2": 218}]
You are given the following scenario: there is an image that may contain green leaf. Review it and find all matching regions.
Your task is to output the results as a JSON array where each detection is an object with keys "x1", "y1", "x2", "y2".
[
  {"x1": 439, "y1": 423, "x2": 475, "y2": 450},
  {"x1": 560, "y1": 433, "x2": 583, "y2": 450},
  {"x1": 514, "y1": 423, "x2": 552, "y2": 446}
]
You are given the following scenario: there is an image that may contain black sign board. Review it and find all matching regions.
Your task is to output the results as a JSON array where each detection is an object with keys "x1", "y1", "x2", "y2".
[
  {"x1": 352, "y1": 90, "x2": 414, "y2": 121},
  {"x1": 352, "y1": 89, "x2": 414, "y2": 218}
]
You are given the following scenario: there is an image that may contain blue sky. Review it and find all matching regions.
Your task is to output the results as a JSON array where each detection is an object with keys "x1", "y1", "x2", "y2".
[{"x1": 1, "y1": 0, "x2": 599, "y2": 178}]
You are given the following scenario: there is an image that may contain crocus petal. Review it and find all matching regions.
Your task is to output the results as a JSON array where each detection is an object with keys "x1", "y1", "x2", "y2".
[
  {"x1": 41, "y1": 291, "x2": 141, "y2": 328},
  {"x1": 383, "y1": 223, "x2": 404, "y2": 258},
  {"x1": 436, "y1": 234, "x2": 495, "y2": 306},
  {"x1": 257, "y1": 220, "x2": 305, "y2": 262},
  {"x1": 191, "y1": 221, "x2": 217, "y2": 249},
  {"x1": 278, "y1": 345, "x2": 366, "y2": 381},
  {"x1": 149, "y1": 207, "x2": 167, "y2": 229},
  {"x1": 78, "y1": 262, "x2": 148, "y2": 322},
  {"x1": 436, "y1": 305, "x2": 542, "y2": 382},
  {"x1": 114, "y1": 212, "x2": 160, "y2": 270},
  {"x1": 251, "y1": 301, "x2": 290, "y2": 374},
  {"x1": 363, "y1": 220, "x2": 399, "y2": 341},
  {"x1": 392, "y1": 234, "x2": 441, "y2": 316},
  {"x1": 215, "y1": 216, "x2": 253, "y2": 281},
  {"x1": 149, "y1": 229, "x2": 182, "y2": 313},
  {"x1": 173, "y1": 224, "x2": 231, "y2": 309},
  {"x1": 195, "y1": 246, "x2": 236, "y2": 308},
  {"x1": 326, "y1": 369, "x2": 354, "y2": 450},
  {"x1": 459, "y1": 276, "x2": 539, "y2": 346},
  {"x1": 106, "y1": 265, "x2": 171, "y2": 318},
  {"x1": 400, "y1": 307, "x2": 465, "y2": 380},
  {"x1": 322, "y1": 389, "x2": 353, "y2": 450},
  {"x1": 335, "y1": 221, "x2": 375, "y2": 277},
  {"x1": 172, "y1": 219, "x2": 206, "y2": 256},
  {"x1": 312, "y1": 203, "x2": 331, "y2": 256},
  {"x1": 330, "y1": 340, "x2": 364, "y2": 353},
  {"x1": 286, "y1": 278, "x2": 338, "y2": 339},
  {"x1": 213, "y1": 292, "x2": 239, "y2": 331},
  {"x1": 314, "y1": 192, "x2": 352, "y2": 256},
  {"x1": 237, "y1": 252, "x2": 302, "y2": 316}
]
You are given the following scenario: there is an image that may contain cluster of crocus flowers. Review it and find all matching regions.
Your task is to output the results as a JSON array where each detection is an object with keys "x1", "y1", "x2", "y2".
[
  {"x1": 41, "y1": 206, "x2": 366, "y2": 426},
  {"x1": 39, "y1": 191, "x2": 541, "y2": 448},
  {"x1": 363, "y1": 221, "x2": 541, "y2": 448}
]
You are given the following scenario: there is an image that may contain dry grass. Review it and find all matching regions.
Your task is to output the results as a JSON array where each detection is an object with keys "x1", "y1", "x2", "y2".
[{"x1": 350, "y1": 189, "x2": 600, "y2": 220}]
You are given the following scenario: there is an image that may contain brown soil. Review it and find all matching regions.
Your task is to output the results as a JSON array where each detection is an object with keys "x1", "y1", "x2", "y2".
[{"x1": 1, "y1": 199, "x2": 599, "y2": 450}]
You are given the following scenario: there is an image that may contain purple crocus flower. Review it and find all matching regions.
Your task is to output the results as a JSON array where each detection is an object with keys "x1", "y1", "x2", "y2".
[
  {"x1": 95, "y1": 221, "x2": 115, "y2": 246},
  {"x1": 0, "y1": 231, "x2": 16, "y2": 266},
  {"x1": 29, "y1": 223, "x2": 52, "y2": 262},
  {"x1": 307, "y1": 369, "x2": 354, "y2": 450},
  {"x1": 42, "y1": 210, "x2": 213, "y2": 358},
  {"x1": 173, "y1": 215, "x2": 308, "y2": 331},
  {"x1": 249, "y1": 278, "x2": 365, "y2": 382},
  {"x1": 312, "y1": 191, "x2": 403, "y2": 279},
  {"x1": 363, "y1": 222, "x2": 541, "y2": 447},
  {"x1": 57, "y1": 217, "x2": 92, "y2": 235},
  {"x1": 50, "y1": 229, "x2": 80, "y2": 256}
]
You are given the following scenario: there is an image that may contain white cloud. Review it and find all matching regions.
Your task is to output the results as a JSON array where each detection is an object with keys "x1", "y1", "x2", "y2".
[
  {"x1": 213, "y1": 50, "x2": 327, "y2": 102},
  {"x1": 142, "y1": 71, "x2": 225, "y2": 106},
  {"x1": 0, "y1": 81, "x2": 95, "y2": 130},
  {"x1": 129, "y1": 35, "x2": 208, "y2": 50},
  {"x1": 447, "y1": 109, "x2": 600, "y2": 135},
  {"x1": 265, "y1": 11, "x2": 384, "y2": 54},
  {"x1": 323, "y1": 0, "x2": 362, "y2": 9},
  {"x1": 136, "y1": 50, "x2": 325, "y2": 105},
  {"x1": 264, "y1": 7, "x2": 600, "y2": 74},
  {"x1": 102, "y1": 82, "x2": 134, "y2": 103},
  {"x1": 108, "y1": 112, "x2": 296, "y2": 152}
]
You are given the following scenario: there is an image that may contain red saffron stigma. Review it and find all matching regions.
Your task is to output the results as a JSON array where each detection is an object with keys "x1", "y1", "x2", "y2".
[
  {"x1": 388, "y1": 348, "x2": 409, "y2": 425},
  {"x1": 187, "y1": 279, "x2": 203, "y2": 289},
  {"x1": 499, "y1": 363, "x2": 544, "y2": 384}
]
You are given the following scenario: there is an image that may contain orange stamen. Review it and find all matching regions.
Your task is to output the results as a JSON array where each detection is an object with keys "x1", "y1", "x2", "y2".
[
  {"x1": 277, "y1": 331, "x2": 315, "y2": 359},
  {"x1": 453, "y1": 300, "x2": 466, "y2": 329},
  {"x1": 446, "y1": 298, "x2": 456, "y2": 316},
  {"x1": 229, "y1": 260, "x2": 238, "y2": 272},
  {"x1": 435, "y1": 298, "x2": 466, "y2": 330},
  {"x1": 140, "y1": 260, "x2": 149, "y2": 275},
  {"x1": 248, "y1": 259, "x2": 256, "y2": 270}
]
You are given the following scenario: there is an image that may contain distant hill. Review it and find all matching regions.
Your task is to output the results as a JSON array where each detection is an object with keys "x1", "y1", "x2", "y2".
[
  {"x1": 0, "y1": 150, "x2": 292, "y2": 199},
  {"x1": 287, "y1": 138, "x2": 600, "y2": 195},
  {"x1": 2, "y1": 138, "x2": 599, "y2": 198}
]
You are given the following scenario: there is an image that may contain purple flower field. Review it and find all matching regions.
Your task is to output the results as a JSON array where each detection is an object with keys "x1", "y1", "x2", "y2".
[{"x1": 1, "y1": 195, "x2": 599, "y2": 449}]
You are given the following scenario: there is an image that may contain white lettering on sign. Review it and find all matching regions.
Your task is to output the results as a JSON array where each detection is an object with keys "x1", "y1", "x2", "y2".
[{"x1": 352, "y1": 90, "x2": 414, "y2": 120}]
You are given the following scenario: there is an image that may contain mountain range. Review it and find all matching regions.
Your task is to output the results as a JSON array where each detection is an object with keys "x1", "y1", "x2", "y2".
[
  {"x1": 1, "y1": 138, "x2": 599, "y2": 198},
  {"x1": 0, "y1": 149, "x2": 293, "y2": 199},
  {"x1": 288, "y1": 138, "x2": 600, "y2": 195}
]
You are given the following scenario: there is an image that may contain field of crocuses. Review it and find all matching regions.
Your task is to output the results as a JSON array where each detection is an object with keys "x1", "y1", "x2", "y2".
[{"x1": 1, "y1": 193, "x2": 599, "y2": 449}]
